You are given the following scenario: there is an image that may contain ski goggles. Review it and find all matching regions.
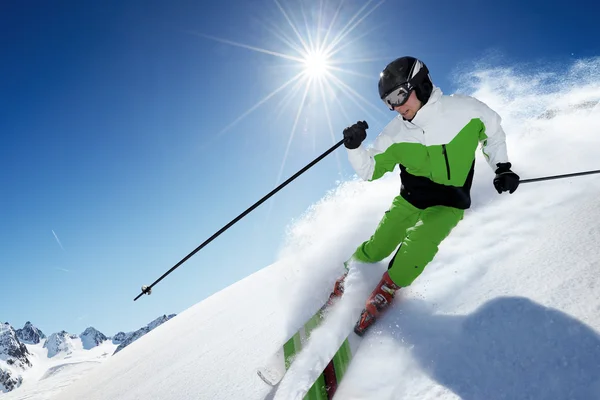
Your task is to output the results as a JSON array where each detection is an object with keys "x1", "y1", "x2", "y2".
[{"x1": 381, "y1": 83, "x2": 414, "y2": 110}]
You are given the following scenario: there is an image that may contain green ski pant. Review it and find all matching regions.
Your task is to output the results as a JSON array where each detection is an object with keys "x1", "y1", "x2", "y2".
[{"x1": 351, "y1": 195, "x2": 464, "y2": 287}]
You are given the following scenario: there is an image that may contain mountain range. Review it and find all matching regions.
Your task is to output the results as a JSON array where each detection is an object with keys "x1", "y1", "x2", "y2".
[{"x1": 0, "y1": 314, "x2": 176, "y2": 393}]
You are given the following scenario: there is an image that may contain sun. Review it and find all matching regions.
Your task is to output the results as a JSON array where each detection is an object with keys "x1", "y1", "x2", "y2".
[
  {"x1": 193, "y1": 0, "x2": 387, "y2": 183},
  {"x1": 302, "y1": 49, "x2": 330, "y2": 78}
]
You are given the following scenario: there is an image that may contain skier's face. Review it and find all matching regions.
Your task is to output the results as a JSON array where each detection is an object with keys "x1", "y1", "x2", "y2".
[{"x1": 393, "y1": 90, "x2": 422, "y2": 121}]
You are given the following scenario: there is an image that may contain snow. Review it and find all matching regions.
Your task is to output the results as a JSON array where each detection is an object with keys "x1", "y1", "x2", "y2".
[
  {"x1": 43, "y1": 332, "x2": 78, "y2": 358},
  {"x1": 5, "y1": 59, "x2": 600, "y2": 399},
  {"x1": 2, "y1": 340, "x2": 117, "y2": 399},
  {"x1": 80, "y1": 328, "x2": 107, "y2": 350},
  {"x1": 113, "y1": 314, "x2": 176, "y2": 355}
]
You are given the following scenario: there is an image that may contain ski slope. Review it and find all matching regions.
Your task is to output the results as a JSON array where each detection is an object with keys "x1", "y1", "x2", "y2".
[{"x1": 7, "y1": 60, "x2": 600, "y2": 399}]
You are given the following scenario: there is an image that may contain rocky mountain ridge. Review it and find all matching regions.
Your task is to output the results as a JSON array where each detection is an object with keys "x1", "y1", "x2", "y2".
[
  {"x1": 114, "y1": 314, "x2": 176, "y2": 354},
  {"x1": 0, "y1": 314, "x2": 176, "y2": 393},
  {"x1": 0, "y1": 323, "x2": 31, "y2": 394},
  {"x1": 15, "y1": 321, "x2": 46, "y2": 345}
]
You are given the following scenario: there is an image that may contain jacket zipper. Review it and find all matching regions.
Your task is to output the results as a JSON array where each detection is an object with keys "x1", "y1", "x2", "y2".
[{"x1": 442, "y1": 144, "x2": 451, "y2": 180}]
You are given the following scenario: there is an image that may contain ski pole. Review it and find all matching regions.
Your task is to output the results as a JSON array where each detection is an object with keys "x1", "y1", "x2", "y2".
[
  {"x1": 134, "y1": 137, "x2": 348, "y2": 301},
  {"x1": 520, "y1": 169, "x2": 600, "y2": 184}
]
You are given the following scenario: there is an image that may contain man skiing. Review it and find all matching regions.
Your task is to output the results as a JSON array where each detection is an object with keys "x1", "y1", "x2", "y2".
[{"x1": 335, "y1": 56, "x2": 520, "y2": 335}]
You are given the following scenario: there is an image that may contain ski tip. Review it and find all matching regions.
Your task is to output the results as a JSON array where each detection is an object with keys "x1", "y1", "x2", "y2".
[{"x1": 257, "y1": 367, "x2": 283, "y2": 387}]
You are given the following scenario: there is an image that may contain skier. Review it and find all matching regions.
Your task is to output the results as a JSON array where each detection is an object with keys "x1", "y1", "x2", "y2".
[{"x1": 334, "y1": 56, "x2": 520, "y2": 335}]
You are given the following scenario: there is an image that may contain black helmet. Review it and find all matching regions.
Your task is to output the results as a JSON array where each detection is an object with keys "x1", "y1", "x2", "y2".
[{"x1": 378, "y1": 56, "x2": 434, "y2": 108}]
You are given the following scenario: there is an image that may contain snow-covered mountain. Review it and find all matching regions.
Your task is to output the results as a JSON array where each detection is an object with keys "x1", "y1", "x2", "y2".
[
  {"x1": 0, "y1": 323, "x2": 31, "y2": 369},
  {"x1": 42, "y1": 327, "x2": 109, "y2": 357},
  {"x1": 0, "y1": 314, "x2": 177, "y2": 397},
  {"x1": 0, "y1": 323, "x2": 32, "y2": 393},
  {"x1": 43, "y1": 331, "x2": 77, "y2": 358},
  {"x1": 0, "y1": 368, "x2": 23, "y2": 394},
  {"x1": 110, "y1": 332, "x2": 127, "y2": 344},
  {"x1": 113, "y1": 314, "x2": 176, "y2": 355},
  {"x1": 80, "y1": 328, "x2": 107, "y2": 350},
  {"x1": 15, "y1": 322, "x2": 46, "y2": 345}
]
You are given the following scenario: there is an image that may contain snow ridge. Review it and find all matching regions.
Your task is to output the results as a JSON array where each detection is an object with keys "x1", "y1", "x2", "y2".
[{"x1": 113, "y1": 314, "x2": 176, "y2": 355}]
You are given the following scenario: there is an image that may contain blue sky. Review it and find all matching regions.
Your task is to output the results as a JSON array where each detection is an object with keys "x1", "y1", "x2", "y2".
[{"x1": 2, "y1": 0, "x2": 598, "y2": 337}]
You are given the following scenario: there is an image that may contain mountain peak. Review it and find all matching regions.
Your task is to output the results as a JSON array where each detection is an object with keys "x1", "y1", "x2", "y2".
[
  {"x1": 80, "y1": 327, "x2": 107, "y2": 350},
  {"x1": 15, "y1": 321, "x2": 46, "y2": 344},
  {"x1": 111, "y1": 331, "x2": 127, "y2": 344},
  {"x1": 43, "y1": 331, "x2": 75, "y2": 358},
  {"x1": 0, "y1": 324, "x2": 31, "y2": 369}
]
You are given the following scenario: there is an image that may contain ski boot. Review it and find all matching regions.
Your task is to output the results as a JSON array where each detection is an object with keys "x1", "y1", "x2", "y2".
[
  {"x1": 354, "y1": 271, "x2": 401, "y2": 336},
  {"x1": 325, "y1": 271, "x2": 347, "y2": 307}
]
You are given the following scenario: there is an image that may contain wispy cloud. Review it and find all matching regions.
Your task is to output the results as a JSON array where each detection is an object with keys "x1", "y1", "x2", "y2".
[
  {"x1": 52, "y1": 229, "x2": 65, "y2": 251},
  {"x1": 55, "y1": 267, "x2": 70, "y2": 273}
]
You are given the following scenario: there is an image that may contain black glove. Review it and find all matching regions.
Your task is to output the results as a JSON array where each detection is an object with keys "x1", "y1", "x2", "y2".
[
  {"x1": 493, "y1": 162, "x2": 520, "y2": 194},
  {"x1": 343, "y1": 120, "x2": 368, "y2": 149}
]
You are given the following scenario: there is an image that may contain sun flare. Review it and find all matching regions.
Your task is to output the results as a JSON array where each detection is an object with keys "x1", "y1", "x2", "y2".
[
  {"x1": 195, "y1": 0, "x2": 388, "y2": 184},
  {"x1": 302, "y1": 49, "x2": 330, "y2": 78}
]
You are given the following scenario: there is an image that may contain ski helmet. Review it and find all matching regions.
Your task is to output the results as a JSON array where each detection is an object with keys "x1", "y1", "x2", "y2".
[{"x1": 378, "y1": 56, "x2": 433, "y2": 110}]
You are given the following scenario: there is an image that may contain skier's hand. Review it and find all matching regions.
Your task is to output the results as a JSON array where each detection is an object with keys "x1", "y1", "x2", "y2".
[
  {"x1": 493, "y1": 162, "x2": 520, "y2": 194},
  {"x1": 343, "y1": 121, "x2": 368, "y2": 149}
]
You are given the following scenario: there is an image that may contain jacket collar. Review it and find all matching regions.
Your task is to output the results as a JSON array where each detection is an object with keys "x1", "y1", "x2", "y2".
[{"x1": 404, "y1": 86, "x2": 443, "y2": 127}]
